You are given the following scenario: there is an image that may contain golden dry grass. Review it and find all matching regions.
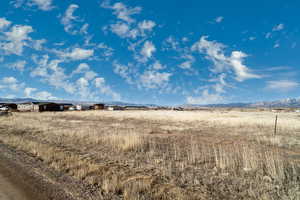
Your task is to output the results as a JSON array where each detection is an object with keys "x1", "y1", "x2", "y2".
[{"x1": 0, "y1": 110, "x2": 299, "y2": 199}]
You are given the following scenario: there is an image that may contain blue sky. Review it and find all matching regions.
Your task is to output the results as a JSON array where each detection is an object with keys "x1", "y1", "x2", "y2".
[{"x1": 0, "y1": 0, "x2": 299, "y2": 105}]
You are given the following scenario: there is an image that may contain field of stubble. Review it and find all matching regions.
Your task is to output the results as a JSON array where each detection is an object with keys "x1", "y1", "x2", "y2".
[{"x1": 0, "y1": 110, "x2": 299, "y2": 200}]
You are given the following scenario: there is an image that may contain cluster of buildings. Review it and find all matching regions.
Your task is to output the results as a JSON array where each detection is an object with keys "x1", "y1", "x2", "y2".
[
  {"x1": 0, "y1": 102, "x2": 107, "y2": 112},
  {"x1": 0, "y1": 101, "x2": 161, "y2": 112}
]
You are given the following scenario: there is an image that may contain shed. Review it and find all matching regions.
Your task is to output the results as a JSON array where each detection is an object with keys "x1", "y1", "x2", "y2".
[{"x1": 38, "y1": 103, "x2": 64, "y2": 112}]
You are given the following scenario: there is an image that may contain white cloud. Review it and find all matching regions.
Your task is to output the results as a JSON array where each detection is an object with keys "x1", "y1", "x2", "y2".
[
  {"x1": 10, "y1": 60, "x2": 26, "y2": 71},
  {"x1": 212, "y1": 73, "x2": 227, "y2": 93},
  {"x1": 102, "y1": 2, "x2": 142, "y2": 24},
  {"x1": 192, "y1": 36, "x2": 227, "y2": 72},
  {"x1": 109, "y1": 20, "x2": 156, "y2": 39},
  {"x1": 24, "y1": 87, "x2": 37, "y2": 97},
  {"x1": 29, "y1": 0, "x2": 54, "y2": 11},
  {"x1": 192, "y1": 36, "x2": 260, "y2": 81},
  {"x1": 0, "y1": 18, "x2": 11, "y2": 30},
  {"x1": 266, "y1": 80, "x2": 299, "y2": 91},
  {"x1": 229, "y1": 51, "x2": 261, "y2": 82},
  {"x1": 0, "y1": 25, "x2": 33, "y2": 55},
  {"x1": 32, "y1": 39, "x2": 46, "y2": 50},
  {"x1": 138, "y1": 20, "x2": 156, "y2": 32},
  {"x1": 84, "y1": 71, "x2": 97, "y2": 81},
  {"x1": 94, "y1": 77, "x2": 121, "y2": 101},
  {"x1": 187, "y1": 73, "x2": 227, "y2": 105},
  {"x1": 79, "y1": 23, "x2": 89, "y2": 35},
  {"x1": 179, "y1": 61, "x2": 193, "y2": 70},
  {"x1": 272, "y1": 23, "x2": 284, "y2": 31},
  {"x1": 187, "y1": 36, "x2": 260, "y2": 104},
  {"x1": 5, "y1": 25, "x2": 33, "y2": 41},
  {"x1": 215, "y1": 16, "x2": 224, "y2": 23},
  {"x1": 0, "y1": 76, "x2": 23, "y2": 91},
  {"x1": 11, "y1": 0, "x2": 54, "y2": 11},
  {"x1": 113, "y1": 62, "x2": 134, "y2": 84},
  {"x1": 163, "y1": 36, "x2": 179, "y2": 51},
  {"x1": 110, "y1": 22, "x2": 131, "y2": 38},
  {"x1": 265, "y1": 32, "x2": 272, "y2": 39},
  {"x1": 2, "y1": 77, "x2": 17, "y2": 84},
  {"x1": 97, "y1": 43, "x2": 114, "y2": 58},
  {"x1": 35, "y1": 91, "x2": 56, "y2": 100},
  {"x1": 187, "y1": 89, "x2": 224, "y2": 105},
  {"x1": 31, "y1": 56, "x2": 76, "y2": 94},
  {"x1": 273, "y1": 42, "x2": 280, "y2": 48},
  {"x1": 58, "y1": 47, "x2": 94, "y2": 61},
  {"x1": 140, "y1": 70, "x2": 171, "y2": 89},
  {"x1": 61, "y1": 4, "x2": 80, "y2": 35},
  {"x1": 71, "y1": 63, "x2": 97, "y2": 80},
  {"x1": 72, "y1": 63, "x2": 90, "y2": 74},
  {"x1": 179, "y1": 54, "x2": 195, "y2": 70},
  {"x1": 76, "y1": 77, "x2": 90, "y2": 97},
  {"x1": 102, "y1": 1, "x2": 156, "y2": 43},
  {"x1": 140, "y1": 41, "x2": 156, "y2": 62},
  {"x1": 31, "y1": 55, "x2": 119, "y2": 101},
  {"x1": 11, "y1": 0, "x2": 24, "y2": 8},
  {"x1": 152, "y1": 61, "x2": 165, "y2": 70},
  {"x1": 266, "y1": 24, "x2": 284, "y2": 39}
]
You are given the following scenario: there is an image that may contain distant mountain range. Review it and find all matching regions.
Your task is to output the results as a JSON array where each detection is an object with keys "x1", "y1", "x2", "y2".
[
  {"x1": 249, "y1": 98, "x2": 300, "y2": 108},
  {"x1": 1, "y1": 97, "x2": 300, "y2": 108},
  {"x1": 184, "y1": 98, "x2": 300, "y2": 108}
]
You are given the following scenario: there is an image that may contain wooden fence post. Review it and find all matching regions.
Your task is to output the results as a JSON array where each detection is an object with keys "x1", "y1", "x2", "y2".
[{"x1": 274, "y1": 115, "x2": 278, "y2": 136}]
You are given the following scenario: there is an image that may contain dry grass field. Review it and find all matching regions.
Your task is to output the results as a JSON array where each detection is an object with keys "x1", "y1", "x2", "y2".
[{"x1": 0, "y1": 110, "x2": 299, "y2": 199}]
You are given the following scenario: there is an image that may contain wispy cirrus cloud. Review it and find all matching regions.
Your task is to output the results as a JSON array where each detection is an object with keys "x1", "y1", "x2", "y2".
[
  {"x1": 60, "y1": 4, "x2": 89, "y2": 36},
  {"x1": 61, "y1": 4, "x2": 80, "y2": 35},
  {"x1": 215, "y1": 16, "x2": 224, "y2": 23},
  {"x1": 272, "y1": 23, "x2": 284, "y2": 31},
  {"x1": 11, "y1": 0, "x2": 54, "y2": 11},
  {"x1": 266, "y1": 80, "x2": 299, "y2": 92},
  {"x1": 101, "y1": 1, "x2": 142, "y2": 23},
  {"x1": 0, "y1": 18, "x2": 11, "y2": 30},
  {"x1": 9, "y1": 60, "x2": 26, "y2": 72}
]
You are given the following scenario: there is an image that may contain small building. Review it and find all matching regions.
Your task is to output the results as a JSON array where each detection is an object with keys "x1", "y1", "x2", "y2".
[
  {"x1": 75, "y1": 105, "x2": 82, "y2": 110},
  {"x1": 68, "y1": 106, "x2": 76, "y2": 111},
  {"x1": 92, "y1": 103, "x2": 105, "y2": 110},
  {"x1": 17, "y1": 102, "x2": 39, "y2": 112},
  {"x1": 60, "y1": 103, "x2": 73, "y2": 110},
  {"x1": 106, "y1": 105, "x2": 124, "y2": 111},
  {"x1": 38, "y1": 103, "x2": 64, "y2": 112},
  {"x1": 4, "y1": 103, "x2": 18, "y2": 111},
  {"x1": 75, "y1": 104, "x2": 90, "y2": 111},
  {"x1": 17, "y1": 102, "x2": 65, "y2": 112}
]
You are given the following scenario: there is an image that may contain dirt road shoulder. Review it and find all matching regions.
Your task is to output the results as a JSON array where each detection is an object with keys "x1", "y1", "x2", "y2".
[{"x1": 0, "y1": 142, "x2": 90, "y2": 200}]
